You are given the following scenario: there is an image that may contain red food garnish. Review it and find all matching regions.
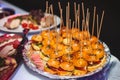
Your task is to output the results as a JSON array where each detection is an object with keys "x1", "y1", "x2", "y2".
[
  {"x1": 22, "y1": 23, "x2": 28, "y2": 29},
  {"x1": 21, "y1": 23, "x2": 39, "y2": 30},
  {"x1": 31, "y1": 25, "x2": 39, "y2": 30},
  {"x1": 29, "y1": 23, "x2": 39, "y2": 30},
  {"x1": 29, "y1": 23, "x2": 34, "y2": 29},
  {"x1": 13, "y1": 40, "x2": 20, "y2": 49}
]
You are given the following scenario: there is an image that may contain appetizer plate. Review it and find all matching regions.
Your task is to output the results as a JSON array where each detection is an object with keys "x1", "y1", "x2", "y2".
[
  {"x1": 22, "y1": 41, "x2": 111, "y2": 80},
  {"x1": 10, "y1": 55, "x2": 120, "y2": 80},
  {"x1": 0, "y1": 33, "x2": 23, "y2": 80},
  {"x1": 0, "y1": 13, "x2": 61, "y2": 33}
]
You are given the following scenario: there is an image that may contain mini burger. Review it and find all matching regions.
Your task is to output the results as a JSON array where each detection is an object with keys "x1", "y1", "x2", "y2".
[
  {"x1": 58, "y1": 62, "x2": 74, "y2": 76},
  {"x1": 73, "y1": 58, "x2": 88, "y2": 76},
  {"x1": 44, "y1": 59, "x2": 60, "y2": 74},
  {"x1": 87, "y1": 54, "x2": 106, "y2": 72}
]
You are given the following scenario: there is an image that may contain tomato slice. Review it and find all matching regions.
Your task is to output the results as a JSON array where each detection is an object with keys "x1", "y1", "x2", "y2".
[
  {"x1": 32, "y1": 25, "x2": 39, "y2": 30},
  {"x1": 22, "y1": 23, "x2": 28, "y2": 29},
  {"x1": 29, "y1": 23, "x2": 34, "y2": 29},
  {"x1": 28, "y1": 23, "x2": 38, "y2": 30},
  {"x1": 22, "y1": 23, "x2": 39, "y2": 30}
]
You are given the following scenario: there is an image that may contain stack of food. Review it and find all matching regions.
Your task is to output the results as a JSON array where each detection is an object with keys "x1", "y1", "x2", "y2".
[{"x1": 0, "y1": 34, "x2": 22, "y2": 80}]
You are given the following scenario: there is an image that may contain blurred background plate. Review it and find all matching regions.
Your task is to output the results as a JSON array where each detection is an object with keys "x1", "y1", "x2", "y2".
[{"x1": 0, "y1": 13, "x2": 61, "y2": 34}]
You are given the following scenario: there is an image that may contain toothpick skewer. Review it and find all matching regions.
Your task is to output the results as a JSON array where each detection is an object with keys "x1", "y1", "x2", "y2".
[
  {"x1": 87, "y1": 12, "x2": 90, "y2": 39},
  {"x1": 74, "y1": 2, "x2": 77, "y2": 28},
  {"x1": 60, "y1": 9, "x2": 63, "y2": 30},
  {"x1": 50, "y1": 4, "x2": 53, "y2": 15},
  {"x1": 69, "y1": 19, "x2": 72, "y2": 60},
  {"x1": 82, "y1": 2, "x2": 85, "y2": 22},
  {"x1": 78, "y1": 4, "x2": 80, "y2": 16},
  {"x1": 55, "y1": 18, "x2": 58, "y2": 54},
  {"x1": 78, "y1": 4, "x2": 80, "y2": 30},
  {"x1": 98, "y1": 11, "x2": 104, "y2": 39},
  {"x1": 82, "y1": 2, "x2": 86, "y2": 31},
  {"x1": 66, "y1": 6, "x2": 68, "y2": 28},
  {"x1": 74, "y1": 2, "x2": 77, "y2": 16},
  {"x1": 97, "y1": 14, "x2": 99, "y2": 38},
  {"x1": 45, "y1": 1, "x2": 48, "y2": 13},
  {"x1": 72, "y1": 21, "x2": 75, "y2": 29},
  {"x1": 58, "y1": 2, "x2": 64, "y2": 29},
  {"x1": 87, "y1": 9, "x2": 90, "y2": 33},
  {"x1": 92, "y1": 6, "x2": 96, "y2": 37},
  {"x1": 81, "y1": 19, "x2": 85, "y2": 54},
  {"x1": 85, "y1": 8, "x2": 89, "y2": 32},
  {"x1": 48, "y1": 6, "x2": 51, "y2": 44},
  {"x1": 58, "y1": 2, "x2": 62, "y2": 11},
  {"x1": 77, "y1": 13, "x2": 80, "y2": 30},
  {"x1": 68, "y1": 2, "x2": 70, "y2": 21},
  {"x1": 82, "y1": 19, "x2": 85, "y2": 31}
]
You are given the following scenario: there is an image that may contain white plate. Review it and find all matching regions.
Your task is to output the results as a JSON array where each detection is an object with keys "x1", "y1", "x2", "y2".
[
  {"x1": 22, "y1": 41, "x2": 111, "y2": 79},
  {"x1": 0, "y1": 13, "x2": 61, "y2": 33},
  {"x1": 10, "y1": 55, "x2": 120, "y2": 80}
]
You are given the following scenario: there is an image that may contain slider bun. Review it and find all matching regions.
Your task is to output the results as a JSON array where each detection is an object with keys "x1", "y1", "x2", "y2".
[
  {"x1": 61, "y1": 54, "x2": 73, "y2": 62},
  {"x1": 60, "y1": 62, "x2": 74, "y2": 71},
  {"x1": 73, "y1": 69, "x2": 87, "y2": 76},
  {"x1": 88, "y1": 55, "x2": 106, "y2": 72},
  {"x1": 73, "y1": 58, "x2": 88, "y2": 68},
  {"x1": 47, "y1": 59, "x2": 60, "y2": 68},
  {"x1": 49, "y1": 51, "x2": 64, "y2": 59},
  {"x1": 44, "y1": 67, "x2": 56, "y2": 74},
  {"x1": 57, "y1": 70, "x2": 72, "y2": 76}
]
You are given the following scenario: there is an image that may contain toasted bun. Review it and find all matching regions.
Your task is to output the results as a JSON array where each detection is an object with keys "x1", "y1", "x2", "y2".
[
  {"x1": 49, "y1": 51, "x2": 64, "y2": 59},
  {"x1": 44, "y1": 67, "x2": 56, "y2": 74},
  {"x1": 88, "y1": 55, "x2": 106, "y2": 72},
  {"x1": 60, "y1": 62, "x2": 74, "y2": 71},
  {"x1": 57, "y1": 70, "x2": 72, "y2": 76},
  {"x1": 73, "y1": 58, "x2": 88, "y2": 68},
  {"x1": 47, "y1": 59, "x2": 60, "y2": 68},
  {"x1": 73, "y1": 69, "x2": 87, "y2": 76},
  {"x1": 61, "y1": 54, "x2": 73, "y2": 62}
]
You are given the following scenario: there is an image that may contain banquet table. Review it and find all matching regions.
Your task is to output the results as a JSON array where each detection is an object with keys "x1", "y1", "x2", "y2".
[{"x1": 0, "y1": 0, "x2": 120, "y2": 80}]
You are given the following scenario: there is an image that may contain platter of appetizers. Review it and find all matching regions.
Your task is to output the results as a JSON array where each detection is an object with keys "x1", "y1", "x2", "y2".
[
  {"x1": 0, "y1": 10, "x2": 61, "y2": 33},
  {"x1": 22, "y1": 28, "x2": 111, "y2": 79},
  {"x1": 0, "y1": 33, "x2": 23, "y2": 80}
]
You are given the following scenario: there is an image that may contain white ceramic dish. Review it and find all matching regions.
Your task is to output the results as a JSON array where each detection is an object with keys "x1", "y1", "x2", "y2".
[{"x1": 0, "y1": 13, "x2": 61, "y2": 33}]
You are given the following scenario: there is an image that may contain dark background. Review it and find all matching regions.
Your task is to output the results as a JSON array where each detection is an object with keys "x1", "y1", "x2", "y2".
[{"x1": 4, "y1": 0, "x2": 120, "y2": 60}]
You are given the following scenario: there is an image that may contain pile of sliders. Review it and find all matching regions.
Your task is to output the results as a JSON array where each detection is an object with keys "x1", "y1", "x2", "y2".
[
  {"x1": 28, "y1": 27, "x2": 106, "y2": 76},
  {"x1": 23, "y1": 1, "x2": 108, "y2": 77}
]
